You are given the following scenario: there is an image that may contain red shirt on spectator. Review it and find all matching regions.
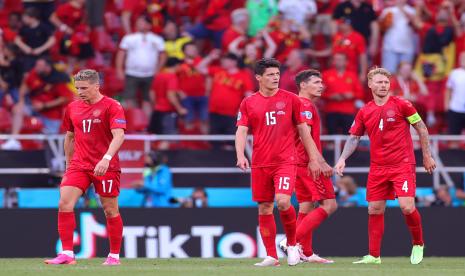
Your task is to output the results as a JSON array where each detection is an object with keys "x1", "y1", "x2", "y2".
[
  {"x1": 332, "y1": 31, "x2": 366, "y2": 73},
  {"x1": 322, "y1": 69, "x2": 363, "y2": 114},
  {"x1": 202, "y1": 0, "x2": 233, "y2": 31},
  {"x1": 390, "y1": 77, "x2": 421, "y2": 98},
  {"x1": 271, "y1": 31, "x2": 301, "y2": 62},
  {"x1": 152, "y1": 71, "x2": 178, "y2": 112},
  {"x1": 222, "y1": 27, "x2": 244, "y2": 51},
  {"x1": 25, "y1": 70, "x2": 72, "y2": 119},
  {"x1": 56, "y1": 2, "x2": 85, "y2": 29},
  {"x1": 166, "y1": 0, "x2": 202, "y2": 25},
  {"x1": 122, "y1": 0, "x2": 165, "y2": 34},
  {"x1": 177, "y1": 58, "x2": 206, "y2": 97},
  {"x1": 208, "y1": 66, "x2": 254, "y2": 116},
  {"x1": 317, "y1": 0, "x2": 339, "y2": 15},
  {"x1": 280, "y1": 65, "x2": 307, "y2": 94},
  {"x1": 1, "y1": 27, "x2": 17, "y2": 43}
]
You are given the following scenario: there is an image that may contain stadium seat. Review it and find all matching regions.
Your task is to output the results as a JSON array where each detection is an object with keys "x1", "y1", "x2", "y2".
[{"x1": 125, "y1": 108, "x2": 149, "y2": 133}]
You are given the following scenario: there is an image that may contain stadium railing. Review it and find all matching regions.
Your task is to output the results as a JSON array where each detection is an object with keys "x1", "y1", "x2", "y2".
[{"x1": 0, "y1": 134, "x2": 464, "y2": 189}]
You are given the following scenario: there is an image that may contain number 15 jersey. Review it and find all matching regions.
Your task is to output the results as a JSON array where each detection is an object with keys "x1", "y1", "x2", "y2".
[
  {"x1": 62, "y1": 96, "x2": 127, "y2": 171},
  {"x1": 236, "y1": 89, "x2": 304, "y2": 168}
]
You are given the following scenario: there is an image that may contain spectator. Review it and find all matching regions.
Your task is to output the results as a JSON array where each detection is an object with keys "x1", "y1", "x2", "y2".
[
  {"x1": 181, "y1": 187, "x2": 208, "y2": 208},
  {"x1": 197, "y1": 50, "x2": 254, "y2": 147},
  {"x1": 133, "y1": 151, "x2": 174, "y2": 207},
  {"x1": 430, "y1": 185, "x2": 452, "y2": 207},
  {"x1": 0, "y1": 44, "x2": 23, "y2": 107},
  {"x1": 147, "y1": 57, "x2": 187, "y2": 150},
  {"x1": 445, "y1": 51, "x2": 465, "y2": 137},
  {"x1": 278, "y1": 0, "x2": 317, "y2": 30},
  {"x1": 269, "y1": 17, "x2": 312, "y2": 62},
  {"x1": 178, "y1": 42, "x2": 209, "y2": 133},
  {"x1": 222, "y1": 8, "x2": 249, "y2": 52},
  {"x1": 0, "y1": 12, "x2": 22, "y2": 45},
  {"x1": 121, "y1": 0, "x2": 165, "y2": 35},
  {"x1": 332, "y1": 0, "x2": 379, "y2": 59},
  {"x1": 163, "y1": 20, "x2": 191, "y2": 60},
  {"x1": 14, "y1": 7, "x2": 55, "y2": 70},
  {"x1": 322, "y1": 52, "x2": 363, "y2": 134},
  {"x1": 1, "y1": 57, "x2": 72, "y2": 150},
  {"x1": 280, "y1": 49, "x2": 307, "y2": 93},
  {"x1": 22, "y1": 0, "x2": 55, "y2": 26},
  {"x1": 379, "y1": 0, "x2": 419, "y2": 73},
  {"x1": 228, "y1": 29, "x2": 277, "y2": 66},
  {"x1": 335, "y1": 175, "x2": 362, "y2": 207},
  {"x1": 246, "y1": 0, "x2": 278, "y2": 36},
  {"x1": 116, "y1": 14, "x2": 166, "y2": 117}
]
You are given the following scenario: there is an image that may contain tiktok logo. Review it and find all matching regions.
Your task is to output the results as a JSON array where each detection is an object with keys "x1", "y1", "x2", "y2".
[{"x1": 55, "y1": 212, "x2": 107, "y2": 258}]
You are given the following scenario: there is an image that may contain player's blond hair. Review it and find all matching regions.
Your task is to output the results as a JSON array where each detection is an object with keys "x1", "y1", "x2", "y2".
[
  {"x1": 74, "y1": 69, "x2": 100, "y2": 84},
  {"x1": 367, "y1": 67, "x2": 391, "y2": 81}
]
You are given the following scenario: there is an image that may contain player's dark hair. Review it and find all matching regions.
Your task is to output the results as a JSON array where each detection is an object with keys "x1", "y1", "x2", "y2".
[
  {"x1": 295, "y1": 69, "x2": 321, "y2": 91},
  {"x1": 254, "y1": 58, "x2": 280, "y2": 76}
]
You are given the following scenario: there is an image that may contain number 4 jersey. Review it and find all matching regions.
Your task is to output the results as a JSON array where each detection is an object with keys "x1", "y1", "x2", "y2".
[
  {"x1": 62, "y1": 96, "x2": 127, "y2": 171},
  {"x1": 236, "y1": 89, "x2": 304, "y2": 168},
  {"x1": 349, "y1": 96, "x2": 421, "y2": 168}
]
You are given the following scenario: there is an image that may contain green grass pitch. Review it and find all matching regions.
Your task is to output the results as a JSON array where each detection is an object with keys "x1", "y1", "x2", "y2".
[{"x1": 0, "y1": 258, "x2": 463, "y2": 276}]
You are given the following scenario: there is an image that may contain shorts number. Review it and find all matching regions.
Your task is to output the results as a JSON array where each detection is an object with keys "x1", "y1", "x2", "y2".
[
  {"x1": 402, "y1": 180, "x2": 408, "y2": 193},
  {"x1": 266, "y1": 111, "x2": 276, "y2": 125},
  {"x1": 278, "y1": 177, "x2": 290, "y2": 190},
  {"x1": 102, "y1": 179, "x2": 113, "y2": 193}
]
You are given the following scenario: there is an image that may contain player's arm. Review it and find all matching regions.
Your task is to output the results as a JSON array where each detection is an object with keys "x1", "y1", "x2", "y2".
[
  {"x1": 335, "y1": 135, "x2": 361, "y2": 176},
  {"x1": 93, "y1": 128, "x2": 125, "y2": 176},
  {"x1": 64, "y1": 131, "x2": 75, "y2": 171},
  {"x1": 235, "y1": 125, "x2": 250, "y2": 171},
  {"x1": 296, "y1": 123, "x2": 329, "y2": 180},
  {"x1": 412, "y1": 120, "x2": 436, "y2": 174}
]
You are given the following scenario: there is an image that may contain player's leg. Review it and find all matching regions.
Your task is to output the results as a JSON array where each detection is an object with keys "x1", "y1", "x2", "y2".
[
  {"x1": 94, "y1": 171, "x2": 123, "y2": 265},
  {"x1": 252, "y1": 167, "x2": 279, "y2": 267},
  {"x1": 398, "y1": 196, "x2": 424, "y2": 264}
]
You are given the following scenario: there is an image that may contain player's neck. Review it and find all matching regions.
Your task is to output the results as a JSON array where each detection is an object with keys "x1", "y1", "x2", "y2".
[
  {"x1": 298, "y1": 93, "x2": 317, "y2": 102},
  {"x1": 259, "y1": 87, "x2": 279, "y2": 97},
  {"x1": 85, "y1": 93, "x2": 104, "y2": 105},
  {"x1": 373, "y1": 94, "x2": 390, "y2": 106}
]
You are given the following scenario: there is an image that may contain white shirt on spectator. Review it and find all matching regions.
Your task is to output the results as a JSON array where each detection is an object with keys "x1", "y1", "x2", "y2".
[
  {"x1": 278, "y1": 0, "x2": 317, "y2": 27},
  {"x1": 380, "y1": 5, "x2": 416, "y2": 54},
  {"x1": 119, "y1": 32, "x2": 165, "y2": 78},
  {"x1": 446, "y1": 68, "x2": 465, "y2": 113}
]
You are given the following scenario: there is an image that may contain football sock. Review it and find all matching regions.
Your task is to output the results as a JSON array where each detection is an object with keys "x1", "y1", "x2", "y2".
[
  {"x1": 258, "y1": 214, "x2": 278, "y2": 259},
  {"x1": 279, "y1": 205, "x2": 297, "y2": 246},
  {"x1": 297, "y1": 212, "x2": 313, "y2": 256},
  {"x1": 296, "y1": 208, "x2": 328, "y2": 256},
  {"x1": 108, "y1": 253, "x2": 120, "y2": 260},
  {"x1": 61, "y1": 250, "x2": 74, "y2": 258},
  {"x1": 58, "y1": 211, "x2": 76, "y2": 252},
  {"x1": 403, "y1": 209, "x2": 424, "y2": 246},
  {"x1": 368, "y1": 214, "x2": 384, "y2": 258},
  {"x1": 107, "y1": 214, "x2": 123, "y2": 254}
]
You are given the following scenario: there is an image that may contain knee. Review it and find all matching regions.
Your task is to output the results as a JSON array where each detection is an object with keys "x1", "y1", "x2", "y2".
[
  {"x1": 276, "y1": 198, "x2": 291, "y2": 211},
  {"x1": 368, "y1": 205, "x2": 385, "y2": 215},
  {"x1": 400, "y1": 204, "x2": 415, "y2": 215},
  {"x1": 103, "y1": 206, "x2": 119, "y2": 218},
  {"x1": 58, "y1": 198, "x2": 75, "y2": 212},
  {"x1": 258, "y1": 202, "x2": 274, "y2": 215},
  {"x1": 322, "y1": 200, "x2": 338, "y2": 215}
]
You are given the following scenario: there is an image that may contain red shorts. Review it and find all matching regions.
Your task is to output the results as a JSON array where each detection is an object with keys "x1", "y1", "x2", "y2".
[
  {"x1": 366, "y1": 165, "x2": 416, "y2": 201},
  {"x1": 61, "y1": 168, "x2": 121, "y2": 197},
  {"x1": 251, "y1": 165, "x2": 296, "y2": 202},
  {"x1": 295, "y1": 165, "x2": 335, "y2": 203}
]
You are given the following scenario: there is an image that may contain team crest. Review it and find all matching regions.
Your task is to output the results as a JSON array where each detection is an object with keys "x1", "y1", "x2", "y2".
[
  {"x1": 386, "y1": 110, "x2": 395, "y2": 117},
  {"x1": 93, "y1": 109, "x2": 102, "y2": 117},
  {"x1": 276, "y1": 101, "x2": 286, "y2": 109}
]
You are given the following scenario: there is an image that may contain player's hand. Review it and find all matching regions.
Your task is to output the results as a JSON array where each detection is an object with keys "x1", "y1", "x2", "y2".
[
  {"x1": 334, "y1": 158, "x2": 346, "y2": 176},
  {"x1": 423, "y1": 155, "x2": 436, "y2": 174},
  {"x1": 236, "y1": 156, "x2": 250, "y2": 171},
  {"x1": 94, "y1": 159, "x2": 110, "y2": 176},
  {"x1": 320, "y1": 160, "x2": 334, "y2": 178},
  {"x1": 308, "y1": 161, "x2": 321, "y2": 181}
]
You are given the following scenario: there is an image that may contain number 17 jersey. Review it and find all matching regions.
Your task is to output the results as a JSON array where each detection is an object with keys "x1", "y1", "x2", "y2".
[{"x1": 236, "y1": 89, "x2": 304, "y2": 168}]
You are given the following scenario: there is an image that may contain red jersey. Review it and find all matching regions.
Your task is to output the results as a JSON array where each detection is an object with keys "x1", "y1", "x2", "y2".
[
  {"x1": 122, "y1": 0, "x2": 165, "y2": 34},
  {"x1": 332, "y1": 31, "x2": 366, "y2": 73},
  {"x1": 56, "y1": 3, "x2": 85, "y2": 29},
  {"x1": 236, "y1": 89, "x2": 304, "y2": 168},
  {"x1": 296, "y1": 97, "x2": 321, "y2": 165},
  {"x1": 152, "y1": 71, "x2": 178, "y2": 112},
  {"x1": 62, "y1": 96, "x2": 126, "y2": 171},
  {"x1": 177, "y1": 58, "x2": 206, "y2": 97},
  {"x1": 209, "y1": 67, "x2": 254, "y2": 116},
  {"x1": 349, "y1": 96, "x2": 421, "y2": 167},
  {"x1": 322, "y1": 69, "x2": 363, "y2": 114}
]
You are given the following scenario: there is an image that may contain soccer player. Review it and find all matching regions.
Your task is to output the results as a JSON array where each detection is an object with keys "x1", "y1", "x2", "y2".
[
  {"x1": 44, "y1": 70, "x2": 126, "y2": 265},
  {"x1": 335, "y1": 67, "x2": 436, "y2": 264},
  {"x1": 235, "y1": 58, "x2": 328, "y2": 267},
  {"x1": 280, "y1": 69, "x2": 337, "y2": 263}
]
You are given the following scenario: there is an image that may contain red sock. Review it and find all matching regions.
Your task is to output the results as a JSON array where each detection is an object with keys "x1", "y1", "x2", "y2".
[
  {"x1": 296, "y1": 208, "x2": 328, "y2": 256},
  {"x1": 404, "y1": 209, "x2": 424, "y2": 246},
  {"x1": 58, "y1": 211, "x2": 75, "y2": 251},
  {"x1": 258, "y1": 214, "x2": 278, "y2": 259},
  {"x1": 296, "y1": 212, "x2": 307, "y2": 227},
  {"x1": 107, "y1": 215, "x2": 123, "y2": 254},
  {"x1": 279, "y1": 205, "x2": 297, "y2": 246},
  {"x1": 368, "y1": 214, "x2": 384, "y2": 257},
  {"x1": 297, "y1": 212, "x2": 313, "y2": 256}
]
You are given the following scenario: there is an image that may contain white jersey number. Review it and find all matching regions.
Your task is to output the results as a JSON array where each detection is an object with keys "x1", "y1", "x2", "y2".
[
  {"x1": 378, "y1": 119, "x2": 384, "y2": 131},
  {"x1": 278, "y1": 177, "x2": 290, "y2": 190},
  {"x1": 266, "y1": 111, "x2": 276, "y2": 126},
  {"x1": 82, "y1": 119, "x2": 92, "y2": 133}
]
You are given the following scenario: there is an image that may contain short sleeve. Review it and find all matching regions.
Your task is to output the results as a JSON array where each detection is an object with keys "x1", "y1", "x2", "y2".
[
  {"x1": 119, "y1": 35, "x2": 130, "y2": 50},
  {"x1": 167, "y1": 75, "x2": 179, "y2": 91},
  {"x1": 109, "y1": 101, "x2": 127, "y2": 130},
  {"x1": 155, "y1": 35, "x2": 165, "y2": 51},
  {"x1": 355, "y1": 35, "x2": 366, "y2": 55},
  {"x1": 446, "y1": 71, "x2": 455, "y2": 89},
  {"x1": 349, "y1": 109, "x2": 365, "y2": 136},
  {"x1": 291, "y1": 94, "x2": 304, "y2": 125},
  {"x1": 62, "y1": 105, "x2": 74, "y2": 132},
  {"x1": 236, "y1": 99, "x2": 249, "y2": 127},
  {"x1": 300, "y1": 102, "x2": 315, "y2": 126},
  {"x1": 399, "y1": 98, "x2": 421, "y2": 124}
]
